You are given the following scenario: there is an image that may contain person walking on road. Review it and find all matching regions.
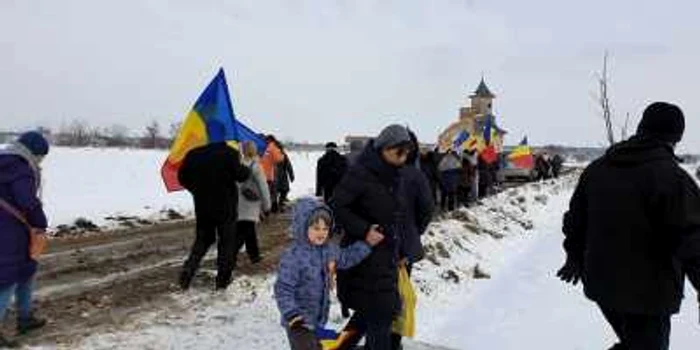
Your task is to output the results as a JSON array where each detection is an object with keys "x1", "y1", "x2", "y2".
[
  {"x1": 316, "y1": 142, "x2": 348, "y2": 203},
  {"x1": 557, "y1": 102, "x2": 700, "y2": 350},
  {"x1": 275, "y1": 144, "x2": 295, "y2": 212},
  {"x1": 332, "y1": 124, "x2": 412, "y2": 350},
  {"x1": 178, "y1": 142, "x2": 250, "y2": 291},
  {"x1": 261, "y1": 135, "x2": 285, "y2": 213},
  {"x1": 235, "y1": 141, "x2": 272, "y2": 266},
  {"x1": 0, "y1": 131, "x2": 50, "y2": 348}
]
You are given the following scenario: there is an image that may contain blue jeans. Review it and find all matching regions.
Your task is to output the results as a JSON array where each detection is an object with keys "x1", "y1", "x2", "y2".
[{"x1": 0, "y1": 279, "x2": 34, "y2": 321}]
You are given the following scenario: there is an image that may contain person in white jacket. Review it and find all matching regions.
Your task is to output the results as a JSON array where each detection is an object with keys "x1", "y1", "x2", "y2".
[{"x1": 235, "y1": 141, "x2": 272, "y2": 265}]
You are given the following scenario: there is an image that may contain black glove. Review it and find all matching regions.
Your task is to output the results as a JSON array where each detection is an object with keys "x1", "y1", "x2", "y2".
[
  {"x1": 288, "y1": 315, "x2": 305, "y2": 330},
  {"x1": 556, "y1": 257, "x2": 582, "y2": 285}
]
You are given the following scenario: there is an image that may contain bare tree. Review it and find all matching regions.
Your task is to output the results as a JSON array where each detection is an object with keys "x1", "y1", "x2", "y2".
[
  {"x1": 143, "y1": 120, "x2": 161, "y2": 149},
  {"x1": 58, "y1": 120, "x2": 92, "y2": 147},
  {"x1": 105, "y1": 124, "x2": 131, "y2": 147},
  {"x1": 597, "y1": 51, "x2": 616, "y2": 147}
]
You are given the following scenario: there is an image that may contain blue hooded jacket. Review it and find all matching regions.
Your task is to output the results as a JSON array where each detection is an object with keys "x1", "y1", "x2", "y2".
[{"x1": 274, "y1": 197, "x2": 371, "y2": 329}]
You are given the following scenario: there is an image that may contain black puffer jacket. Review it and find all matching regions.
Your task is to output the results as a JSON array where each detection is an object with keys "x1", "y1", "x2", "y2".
[
  {"x1": 563, "y1": 135, "x2": 700, "y2": 314},
  {"x1": 316, "y1": 149, "x2": 347, "y2": 199},
  {"x1": 178, "y1": 143, "x2": 251, "y2": 224},
  {"x1": 332, "y1": 142, "x2": 404, "y2": 316}
]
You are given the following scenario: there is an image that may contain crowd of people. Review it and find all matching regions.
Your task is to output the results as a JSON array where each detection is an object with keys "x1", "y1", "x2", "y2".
[{"x1": 2, "y1": 102, "x2": 700, "y2": 349}]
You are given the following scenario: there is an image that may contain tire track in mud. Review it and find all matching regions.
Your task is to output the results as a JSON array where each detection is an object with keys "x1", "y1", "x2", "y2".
[{"x1": 20, "y1": 215, "x2": 291, "y2": 347}]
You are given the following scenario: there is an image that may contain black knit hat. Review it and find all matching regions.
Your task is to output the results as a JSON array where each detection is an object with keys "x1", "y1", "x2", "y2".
[
  {"x1": 325, "y1": 142, "x2": 338, "y2": 149},
  {"x1": 637, "y1": 102, "x2": 685, "y2": 144}
]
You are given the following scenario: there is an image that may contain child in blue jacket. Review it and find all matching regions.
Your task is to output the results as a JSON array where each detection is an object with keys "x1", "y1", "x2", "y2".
[{"x1": 274, "y1": 197, "x2": 384, "y2": 350}]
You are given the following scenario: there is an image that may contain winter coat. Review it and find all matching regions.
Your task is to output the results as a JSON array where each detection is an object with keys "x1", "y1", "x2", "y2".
[
  {"x1": 261, "y1": 142, "x2": 285, "y2": 182},
  {"x1": 178, "y1": 143, "x2": 251, "y2": 225},
  {"x1": 332, "y1": 141, "x2": 405, "y2": 317},
  {"x1": 438, "y1": 152, "x2": 462, "y2": 173},
  {"x1": 0, "y1": 143, "x2": 47, "y2": 287},
  {"x1": 275, "y1": 153, "x2": 295, "y2": 194},
  {"x1": 398, "y1": 166, "x2": 435, "y2": 263},
  {"x1": 237, "y1": 159, "x2": 272, "y2": 223},
  {"x1": 346, "y1": 140, "x2": 365, "y2": 166},
  {"x1": 315, "y1": 149, "x2": 348, "y2": 199},
  {"x1": 274, "y1": 198, "x2": 371, "y2": 328},
  {"x1": 563, "y1": 135, "x2": 700, "y2": 315},
  {"x1": 419, "y1": 151, "x2": 440, "y2": 187}
]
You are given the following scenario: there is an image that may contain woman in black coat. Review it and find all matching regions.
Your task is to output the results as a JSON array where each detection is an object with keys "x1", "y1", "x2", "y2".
[{"x1": 332, "y1": 125, "x2": 412, "y2": 350}]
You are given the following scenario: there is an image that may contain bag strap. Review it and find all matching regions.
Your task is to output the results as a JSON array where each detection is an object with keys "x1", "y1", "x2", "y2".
[{"x1": 0, "y1": 198, "x2": 31, "y2": 229}]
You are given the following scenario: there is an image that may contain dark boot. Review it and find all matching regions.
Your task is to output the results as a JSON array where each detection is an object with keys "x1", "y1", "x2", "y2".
[
  {"x1": 215, "y1": 277, "x2": 231, "y2": 291},
  {"x1": 0, "y1": 334, "x2": 19, "y2": 348},
  {"x1": 391, "y1": 333, "x2": 403, "y2": 350},
  {"x1": 178, "y1": 267, "x2": 195, "y2": 291},
  {"x1": 17, "y1": 315, "x2": 46, "y2": 335}
]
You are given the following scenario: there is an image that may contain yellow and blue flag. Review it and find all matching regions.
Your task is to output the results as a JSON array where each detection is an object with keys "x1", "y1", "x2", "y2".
[{"x1": 161, "y1": 68, "x2": 265, "y2": 192}]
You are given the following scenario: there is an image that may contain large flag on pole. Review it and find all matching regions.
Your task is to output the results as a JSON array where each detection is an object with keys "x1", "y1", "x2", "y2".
[
  {"x1": 452, "y1": 130, "x2": 470, "y2": 151},
  {"x1": 508, "y1": 136, "x2": 534, "y2": 168},
  {"x1": 161, "y1": 68, "x2": 265, "y2": 192}
]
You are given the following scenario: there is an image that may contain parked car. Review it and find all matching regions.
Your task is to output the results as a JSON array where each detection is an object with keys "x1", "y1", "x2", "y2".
[{"x1": 498, "y1": 155, "x2": 539, "y2": 182}]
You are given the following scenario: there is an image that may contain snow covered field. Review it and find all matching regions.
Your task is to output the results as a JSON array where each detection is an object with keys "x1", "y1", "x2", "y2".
[{"x1": 41, "y1": 147, "x2": 322, "y2": 230}]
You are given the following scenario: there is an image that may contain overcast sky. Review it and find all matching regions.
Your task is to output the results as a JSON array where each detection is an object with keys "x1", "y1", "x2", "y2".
[{"x1": 1, "y1": 0, "x2": 698, "y2": 150}]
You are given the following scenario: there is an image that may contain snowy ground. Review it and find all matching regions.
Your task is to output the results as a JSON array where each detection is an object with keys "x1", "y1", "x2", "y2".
[
  {"x1": 28, "y1": 175, "x2": 553, "y2": 349},
  {"x1": 41, "y1": 147, "x2": 322, "y2": 230}
]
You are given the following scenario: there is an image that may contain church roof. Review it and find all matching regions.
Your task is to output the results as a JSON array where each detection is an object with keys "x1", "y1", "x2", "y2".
[{"x1": 471, "y1": 78, "x2": 495, "y2": 98}]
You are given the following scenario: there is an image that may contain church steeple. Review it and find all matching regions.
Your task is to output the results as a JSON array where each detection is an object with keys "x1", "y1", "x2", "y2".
[{"x1": 471, "y1": 78, "x2": 495, "y2": 98}]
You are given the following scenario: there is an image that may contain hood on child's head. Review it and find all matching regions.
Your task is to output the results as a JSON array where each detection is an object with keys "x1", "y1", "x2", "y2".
[{"x1": 290, "y1": 197, "x2": 334, "y2": 245}]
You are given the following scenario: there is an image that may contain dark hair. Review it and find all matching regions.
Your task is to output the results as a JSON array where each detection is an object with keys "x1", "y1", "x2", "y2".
[{"x1": 308, "y1": 208, "x2": 333, "y2": 228}]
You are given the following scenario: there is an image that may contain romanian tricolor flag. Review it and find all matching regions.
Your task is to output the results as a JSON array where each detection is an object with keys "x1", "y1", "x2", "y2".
[
  {"x1": 161, "y1": 69, "x2": 266, "y2": 192},
  {"x1": 507, "y1": 136, "x2": 534, "y2": 169}
]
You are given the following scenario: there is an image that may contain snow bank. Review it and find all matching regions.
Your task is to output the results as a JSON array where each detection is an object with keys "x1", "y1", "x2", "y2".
[{"x1": 41, "y1": 147, "x2": 322, "y2": 230}]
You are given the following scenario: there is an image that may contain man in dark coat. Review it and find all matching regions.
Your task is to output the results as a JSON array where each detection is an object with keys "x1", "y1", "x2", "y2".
[
  {"x1": 400, "y1": 131, "x2": 436, "y2": 266},
  {"x1": 557, "y1": 102, "x2": 700, "y2": 350},
  {"x1": 275, "y1": 145, "x2": 295, "y2": 211},
  {"x1": 332, "y1": 125, "x2": 412, "y2": 350},
  {"x1": 419, "y1": 148, "x2": 440, "y2": 203},
  {"x1": 551, "y1": 154, "x2": 564, "y2": 178},
  {"x1": 178, "y1": 142, "x2": 251, "y2": 291},
  {"x1": 0, "y1": 132, "x2": 50, "y2": 347},
  {"x1": 315, "y1": 142, "x2": 347, "y2": 202}
]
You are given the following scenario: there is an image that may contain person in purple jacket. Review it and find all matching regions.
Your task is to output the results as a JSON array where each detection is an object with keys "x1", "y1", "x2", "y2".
[{"x1": 0, "y1": 131, "x2": 49, "y2": 348}]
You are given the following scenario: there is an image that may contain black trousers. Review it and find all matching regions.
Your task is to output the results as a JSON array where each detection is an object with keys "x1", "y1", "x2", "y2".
[
  {"x1": 441, "y1": 191, "x2": 457, "y2": 211},
  {"x1": 598, "y1": 304, "x2": 671, "y2": 350},
  {"x1": 346, "y1": 311, "x2": 395, "y2": 350},
  {"x1": 269, "y1": 181, "x2": 280, "y2": 213},
  {"x1": 182, "y1": 219, "x2": 236, "y2": 289},
  {"x1": 234, "y1": 221, "x2": 261, "y2": 265}
]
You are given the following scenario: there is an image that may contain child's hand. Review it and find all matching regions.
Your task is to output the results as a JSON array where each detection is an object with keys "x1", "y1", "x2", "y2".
[{"x1": 365, "y1": 225, "x2": 385, "y2": 247}]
